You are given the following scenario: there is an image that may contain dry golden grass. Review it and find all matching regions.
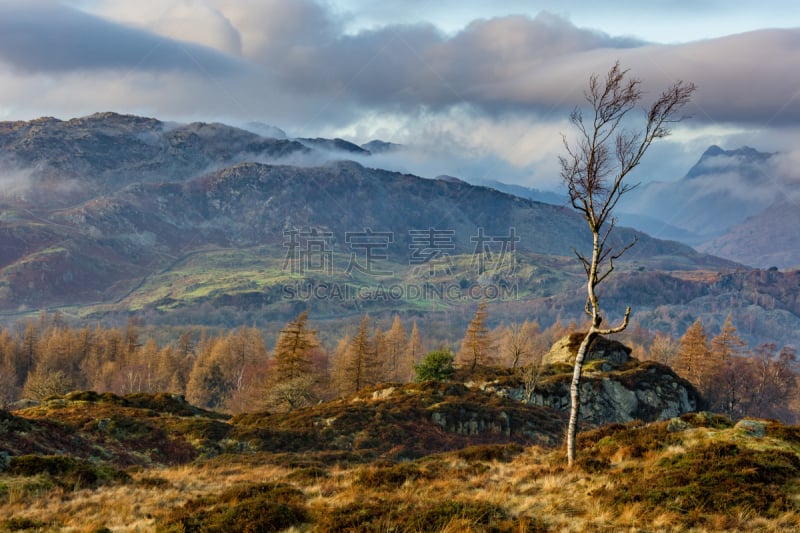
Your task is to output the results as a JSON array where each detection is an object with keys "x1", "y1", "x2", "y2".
[
  {"x1": 2, "y1": 447, "x2": 799, "y2": 533},
  {"x1": 4, "y1": 420, "x2": 800, "y2": 532}
]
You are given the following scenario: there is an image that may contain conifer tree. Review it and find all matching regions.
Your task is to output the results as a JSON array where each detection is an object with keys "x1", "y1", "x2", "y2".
[
  {"x1": 674, "y1": 319, "x2": 712, "y2": 391},
  {"x1": 268, "y1": 311, "x2": 321, "y2": 411},
  {"x1": 406, "y1": 320, "x2": 423, "y2": 371},
  {"x1": 710, "y1": 314, "x2": 748, "y2": 364},
  {"x1": 458, "y1": 301, "x2": 494, "y2": 372},
  {"x1": 340, "y1": 314, "x2": 378, "y2": 394},
  {"x1": 273, "y1": 311, "x2": 318, "y2": 381}
]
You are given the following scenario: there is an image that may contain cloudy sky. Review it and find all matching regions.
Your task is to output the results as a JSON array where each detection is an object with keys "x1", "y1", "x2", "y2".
[{"x1": 1, "y1": 0, "x2": 799, "y2": 189}]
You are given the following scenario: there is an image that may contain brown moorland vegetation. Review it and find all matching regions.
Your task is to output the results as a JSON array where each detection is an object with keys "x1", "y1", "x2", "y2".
[{"x1": 2, "y1": 382, "x2": 800, "y2": 532}]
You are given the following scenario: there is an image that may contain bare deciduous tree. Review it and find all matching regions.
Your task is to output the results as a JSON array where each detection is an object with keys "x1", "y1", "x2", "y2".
[{"x1": 561, "y1": 62, "x2": 695, "y2": 466}]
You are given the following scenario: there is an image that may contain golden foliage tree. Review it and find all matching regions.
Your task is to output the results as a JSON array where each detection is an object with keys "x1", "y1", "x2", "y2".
[
  {"x1": 335, "y1": 315, "x2": 380, "y2": 396},
  {"x1": 384, "y1": 315, "x2": 409, "y2": 382},
  {"x1": 705, "y1": 315, "x2": 750, "y2": 416},
  {"x1": 406, "y1": 320, "x2": 424, "y2": 373},
  {"x1": 268, "y1": 311, "x2": 321, "y2": 411},
  {"x1": 674, "y1": 319, "x2": 712, "y2": 392},
  {"x1": 458, "y1": 301, "x2": 494, "y2": 372}
]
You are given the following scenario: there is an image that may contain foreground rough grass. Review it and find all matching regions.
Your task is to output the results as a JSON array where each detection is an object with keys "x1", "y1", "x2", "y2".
[
  {"x1": 2, "y1": 393, "x2": 800, "y2": 531},
  {"x1": 3, "y1": 420, "x2": 800, "y2": 531}
]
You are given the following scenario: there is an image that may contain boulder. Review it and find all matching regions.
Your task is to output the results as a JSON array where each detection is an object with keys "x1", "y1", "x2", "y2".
[{"x1": 542, "y1": 332, "x2": 632, "y2": 368}]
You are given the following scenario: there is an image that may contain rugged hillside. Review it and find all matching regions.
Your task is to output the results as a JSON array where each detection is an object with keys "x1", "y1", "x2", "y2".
[
  {"x1": 0, "y1": 112, "x2": 307, "y2": 206},
  {"x1": 0, "y1": 357, "x2": 698, "y2": 467},
  {"x1": 699, "y1": 199, "x2": 800, "y2": 268},
  {"x1": 0, "y1": 153, "x2": 733, "y2": 313},
  {"x1": 2, "y1": 113, "x2": 799, "y2": 348},
  {"x1": 2, "y1": 383, "x2": 800, "y2": 531}
]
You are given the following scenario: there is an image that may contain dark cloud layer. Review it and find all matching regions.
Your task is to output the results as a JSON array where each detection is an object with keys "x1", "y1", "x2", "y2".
[
  {"x1": 1, "y1": 0, "x2": 799, "y2": 188},
  {"x1": 0, "y1": 1, "x2": 242, "y2": 75},
  {"x1": 3, "y1": 1, "x2": 799, "y2": 126},
  {"x1": 226, "y1": 1, "x2": 800, "y2": 126},
  {"x1": 248, "y1": 9, "x2": 645, "y2": 110}
]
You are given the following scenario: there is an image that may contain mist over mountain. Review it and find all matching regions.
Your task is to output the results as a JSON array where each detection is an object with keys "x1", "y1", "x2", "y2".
[
  {"x1": 618, "y1": 145, "x2": 800, "y2": 268},
  {"x1": 0, "y1": 112, "x2": 798, "y2": 347},
  {"x1": 0, "y1": 112, "x2": 307, "y2": 206},
  {"x1": 619, "y1": 146, "x2": 780, "y2": 241}
]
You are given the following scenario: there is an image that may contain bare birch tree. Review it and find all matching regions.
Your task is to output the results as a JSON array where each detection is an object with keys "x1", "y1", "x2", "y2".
[{"x1": 561, "y1": 62, "x2": 695, "y2": 466}]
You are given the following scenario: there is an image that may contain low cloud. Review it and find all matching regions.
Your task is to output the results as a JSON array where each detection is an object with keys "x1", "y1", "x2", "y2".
[
  {"x1": 2, "y1": 2, "x2": 798, "y2": 126},
  {"x1": 1, "y1": 1, "x2": 799, "y2": 191},
  {"x1": 0, "y1": 1, "x2": 242, "y2": 75}
]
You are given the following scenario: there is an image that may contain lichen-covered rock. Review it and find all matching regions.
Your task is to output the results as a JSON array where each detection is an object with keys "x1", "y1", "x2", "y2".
[
  {"x1": 735, "y1": 419, "x2": 767, "y2": 437},
  {"x1": 543, "y1": 333, "x2": 632, "y2": 367}
]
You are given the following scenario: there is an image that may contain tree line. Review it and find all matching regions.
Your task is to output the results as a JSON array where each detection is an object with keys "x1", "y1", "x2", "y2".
[{"x1": 0, "y1": 309, "x2": 796, "y2": 423}]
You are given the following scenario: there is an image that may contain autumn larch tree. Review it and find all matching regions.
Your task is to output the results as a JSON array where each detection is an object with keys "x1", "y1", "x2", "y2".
[
  {"x1": 458, "y1": 301, "x2": 494, "y2": 373},
  {"x1": 406, "y1": 320, "x2": 424, "y2": 374},
  {"x1": 384, "y1": 315, "x2": 408, "y2": 381},
  {"x1": 338, "y1": 314, "x2": 379, "y2": 395},
  {"x1": 674, "y1": 318, "x2": 711, "y2": 391},
  {"x1": 560, "y1": 62, "x2": 695, "y2": 466},
  {"x1": 273, "y1": 311, "x2": 318, "y2": 382},
  {"x1": 269, "y1": 311, "x2": 321, "y2": 411},
  {"x1": 707, "y1": 314, "x2": 749, "y2": 416}
]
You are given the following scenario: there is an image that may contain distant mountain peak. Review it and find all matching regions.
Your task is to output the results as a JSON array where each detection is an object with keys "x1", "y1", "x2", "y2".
[
  {"x1": 686, "y1": 144, "x2": 774, "y2": 180},
  {"x1": 435, "y1": 174, "x2": 467, "y2": 184},
  {"x1": 361, "y1": 140, "x2": 403, "y2": 153},
  {"x1": 243, "y1": 121, "x2": 287, "y2": 139},
  {"x1": 701, "y1": 144, "x2": 725, "y2": 157},
  {"x1": 297, "y1": 137, "x2": 369, "y2": 155}
]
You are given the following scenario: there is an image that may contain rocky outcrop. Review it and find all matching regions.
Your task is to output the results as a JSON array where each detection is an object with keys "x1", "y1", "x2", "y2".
[
  {"x1": 431, "y1": 409, "x2": 510, "y2": 437},
  {"x1": 475, "y1": 334, "x2": 698, "y2": 426},
  {"x1": 480, "y1": 361, "x2": 700, "y2": 427},
  {"x1": 423, "y1": 335, "x2": 697, "y2": 429}
]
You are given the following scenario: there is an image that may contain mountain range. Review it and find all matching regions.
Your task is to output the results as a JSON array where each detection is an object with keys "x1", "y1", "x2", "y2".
[
  {"x1": 0, "y1": 113, "x2": 798, "y2": 347},
  {"x1": 616, "y1": 145, "x2": 800, "y2": 268}
]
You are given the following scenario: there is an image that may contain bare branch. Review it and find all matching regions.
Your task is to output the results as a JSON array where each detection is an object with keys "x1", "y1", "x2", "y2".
[
  {"x1": 597, "y1": 235, "x2": 638, "y2": 285},
  {"x1": 573, "y1": 248, "x2": 590, "y2": 276},
  {"x1": 597, "y1": 306, "x2": 632, "y2": 335}
]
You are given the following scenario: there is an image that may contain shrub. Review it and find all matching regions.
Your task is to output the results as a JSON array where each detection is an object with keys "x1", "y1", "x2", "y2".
[
  {"x1": 3, "y1": 517, "x2": 47, "y2": 531},
  {"x1": 8, "y1": 455, "x2": 130, "y2": 490},
  {"x1": 456, "y1": 443, "x2": 525, "y2": 463},
  {"x1": 315, "y1": 501, "x2": 386, "y2": 531},
  {"x1": 414, "y1": 350, "x2": 455, "y2": 382},
  {"x1": 285, "y1": 465, "x2": 329, "y2": 482},
  {"x1": 157, "y1": 482, "x2": 309, "y2": 532},
  {"x1": 611, "y1": 442, "x2": 800, "y2": 517},
  {"x1": 353, "y1": 462, "x2": 426, "y2": 488},
  {"x1": 408, "y1": 500, "x2": 507, "y2": 531}
]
